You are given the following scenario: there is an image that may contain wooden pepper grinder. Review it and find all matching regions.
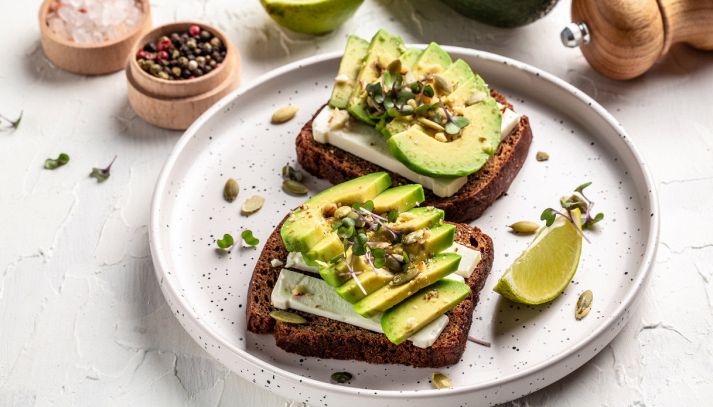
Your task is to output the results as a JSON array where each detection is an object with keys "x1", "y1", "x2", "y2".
[{"x1": 560, "y1": 0, "x2": 713, "y2": 80}]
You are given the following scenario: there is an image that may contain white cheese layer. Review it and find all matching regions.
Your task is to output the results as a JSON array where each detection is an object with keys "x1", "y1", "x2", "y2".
[
  {"x1": 312, "y1": 107, "x2": 521, "y2": 198},
  {"x1": 285, "y1": 243, "x2": 481, "y2": 278},
  {"x1": 271, "y1": 268, "x2": 449, "y2": 348}
]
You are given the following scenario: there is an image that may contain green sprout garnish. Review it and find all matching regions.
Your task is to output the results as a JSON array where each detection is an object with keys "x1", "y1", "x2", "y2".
[
  {"x1": 241, "y1": 229, "x2": 260, "y2": 247},
  {"x1": 90, "y1": 156, "x2": 117, "y2": 183},
  {"x1": 216, "y1": 233, "x2": 235, "y2": 250},
  {"x1": 540, "y1": 182, "x2": 604, "y2": 239},
  {"x1": 44, "y1": 153, "x2": 70, "y2": 170}
]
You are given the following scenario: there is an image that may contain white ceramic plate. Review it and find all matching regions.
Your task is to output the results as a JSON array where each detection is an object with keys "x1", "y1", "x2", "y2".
[{"x1": 149, "y1": 47, "x2": 659, "y2": 406}]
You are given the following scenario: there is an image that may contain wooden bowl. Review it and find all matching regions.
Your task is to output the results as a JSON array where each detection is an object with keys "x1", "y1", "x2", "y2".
[
  {"x1": 38, "y1": 0, "x2": 152, "y2": 75},
  {"x1": 126, "y1": 22, "x2": 241, "y2": 130}
]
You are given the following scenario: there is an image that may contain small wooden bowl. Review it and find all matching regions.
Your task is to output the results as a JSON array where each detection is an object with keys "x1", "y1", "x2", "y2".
[
  {"x1": 38, "y1": 0, "x2": 152, "y2": 75},
  {"x1": 126, "y1": 22, "x2": 241, "y2": 130}
]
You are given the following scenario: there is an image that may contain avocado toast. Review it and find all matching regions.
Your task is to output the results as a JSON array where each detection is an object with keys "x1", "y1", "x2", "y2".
[
  {"x1": 295, "y1": 30, "x2": 532, "y2": 223},
  {"x1": 247, "y1": 173, "x2": 494, "y2": 367}
]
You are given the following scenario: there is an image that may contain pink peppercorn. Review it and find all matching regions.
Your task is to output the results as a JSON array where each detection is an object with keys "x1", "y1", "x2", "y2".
[
  {"x1": 188, "y1": 25, "x2": 201, "y2": 37},
  {"x1": 157, "y1": 38, "x2": 172, "y2": 51},
  {"x1": 157, "y1": 50, "x2": 169, "y2": 60}
]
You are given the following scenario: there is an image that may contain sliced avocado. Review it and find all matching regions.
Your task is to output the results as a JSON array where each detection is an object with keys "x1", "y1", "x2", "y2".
[
  {"x1": 353, "y1": 252, "x2": 462, "y2": 318},
  {"x1": 329, "y1": 35, "x2": 369, "y2": 109},
  {"x1": 387, "y1": 97, "x2": 502, "y2": 177},
  {"x1": 380, "y1": 117, "x2": 410, "y2": 139},
  {"x1": 411, "y1": 42, "x2": 452, "y2": 78},
  {"x1": 399, "y1": 47, "x2": 421, "y2": 72},
  {"x1": 381, "y1": 279, "x2": 470, "y2": 345},
  {"x1": 319, "y1": 261, "x2": 350, "y2": 287},
  {"x1": 391, "y1": 206, "x2": 444, "y2": 233},
  {"x1": 371, "y1": 184, "x2": 424, "y2": 214},
  {"x1": 444, "y1": 76, "x2": 487, "y2": 108},
  {"x1": 281, "y1": 172, "x2": 391, "y2": 256},
  {"x1": 336, "y1": 268, "x2": 394, "y2": 303},
  {"x1": 404, "y1": 224, "x2": 456, "y2": 259},
  {"x1": 439, "y1": 59, "x2": 476, "y2": 92},
  {"x1": 347, "y1": 30, "x2": 405, "y2": 125}
]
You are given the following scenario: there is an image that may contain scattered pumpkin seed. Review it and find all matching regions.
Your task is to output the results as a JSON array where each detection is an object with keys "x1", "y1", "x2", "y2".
[
  {"x1": 434, "y1": 132, "x2": 448, "y2": 143},
  {"x1": 223, "y1": 178, "x2": 239, "y2": 202},
  {"x1": 575, "y1": 290, "x2": 593, "y2": 320},
  {"x1": 536, "y1": 151, "x2": 550, "y2": 161},
  {"x1": 291, "y1": 284, "x2": 308, "y2": 297},
  {"x1": 334, "y1": 206, "x2": 352, "y2": 219},
  {"x1": 431, "y1": 372, "x2": 452, "y2": 389},
  {"x1": 390, "y1": 267, "x2": 419, "y2": 286},
  {"x1": 331, "y1": 371, "x2": 353, "y2": 384},
  {"x1": 271, "y1": 105, "x2": 298, "y2": 124},
  {"x1": 403, "y1": 229, "x2": 427, "y2": 245},
  {"x1": 508, "y1": 221, "x2": 540, "y2": 235},
  {"x1": 433, "y1": 74, "x2": 452, "y2": 94},
  {"x1": 466, "y1": 91, "x2": 486, "y2": 106},
  {"x1": 269, "y1": 310, "x2": 307, "y2": 324},
  {"x1": 282, "y1": 179, "x2": 309, "y2": 195},
  {"x1": 417, "y1": 117, "x2": 445, "y2": 131},
  {"x1": 241, "y1": 194, "x2": 265, "y2": 214}
]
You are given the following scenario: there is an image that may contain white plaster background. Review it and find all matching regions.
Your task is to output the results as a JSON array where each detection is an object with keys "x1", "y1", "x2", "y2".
[{"x1": 1, "y1": 0, "x2": 712, "y2": 405}]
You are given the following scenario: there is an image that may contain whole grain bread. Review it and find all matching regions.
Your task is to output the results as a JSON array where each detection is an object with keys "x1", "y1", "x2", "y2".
[
  {"x1": 246, "y1": 218, "x2": 494, "y2": 368},
  {"x1": 296, "y1": 90, "x2": 532, "y2": 223}
]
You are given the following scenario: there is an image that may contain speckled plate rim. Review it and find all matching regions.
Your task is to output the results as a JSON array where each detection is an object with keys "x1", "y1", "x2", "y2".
[{"x1": 149, "y1": 46, "x2": 660, "y2": 400}]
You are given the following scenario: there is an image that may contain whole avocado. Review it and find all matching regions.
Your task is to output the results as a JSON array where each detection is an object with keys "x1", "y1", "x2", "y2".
[{"x1": 441, "y1": 0, "x2": 559, "y2": 28}]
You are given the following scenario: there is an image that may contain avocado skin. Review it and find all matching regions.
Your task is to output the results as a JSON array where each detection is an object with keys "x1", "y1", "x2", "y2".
[
  {"x1": 440, "y1": 0, "x2": 559, "y2": 28},
  {"x1": 381, "y1": 279, "x2": 470, "y2": 345}
]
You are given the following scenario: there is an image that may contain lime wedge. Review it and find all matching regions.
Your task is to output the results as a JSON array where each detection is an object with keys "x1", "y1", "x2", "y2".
[
  {"x1": 494, "y1": 209, "x2": 583, "y2": 304},
  {"x1": 260, "y1": 0, "x2": 364, "y2": 35}
]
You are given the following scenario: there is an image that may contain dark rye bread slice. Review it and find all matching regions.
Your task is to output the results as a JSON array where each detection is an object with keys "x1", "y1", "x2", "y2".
[
  {"x1": 246, "y1": 218, "x2": 494, "y2": 368},
  {"x1": 296, "y1": 90, "x2": 533, "y2": 223}
]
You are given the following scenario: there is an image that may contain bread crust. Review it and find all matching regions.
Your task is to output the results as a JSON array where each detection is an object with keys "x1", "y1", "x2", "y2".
[
  {"x1": 295, "y1": 90, "x2": 533, "y2": 223},
  {"x1": 246, "y1": 219, "x2": 494, "y2": 368}
]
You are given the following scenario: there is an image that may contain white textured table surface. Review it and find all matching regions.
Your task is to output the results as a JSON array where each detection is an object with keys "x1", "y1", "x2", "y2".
[{"x1": 1, "y1": 0, "x2": 712, "y2": 406}]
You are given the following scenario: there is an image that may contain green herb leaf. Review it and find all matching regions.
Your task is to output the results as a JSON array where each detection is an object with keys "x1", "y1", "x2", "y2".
[
  {"x1": 451, "y1": 116, "x2": 470, "y2": 128},
  {"x1": 400, "y1": 105, "x2": 414, "y2": 115},
  {"x1": 382, "y1": 71, "x2": 393, "y2": 88},
  {"x1": 540, "y1": 208, "x2": 556, "y2": 227},
  {"x1": 44, "y1": 153, "x2": 70, "y2": 170},
  {"x1": 89, "y1": 155, "x2": 117, "y2": 183},
  {"x1": 410, "y1": 82, "x2": 421, "y2": 94},
  {"x1": 444, "y1": 121, "x2": 460, "y2": 135},
  {"x1": 241, "y1": 230, "x2": 260, "y2": 247},
  {"x1": 216, "y1": 233, "x2": 234, "y2": 250},
  {"x1": 387, "y1": 209, "x2": 399, "y2": 223},
  {"x1": 371, "y1": 247, "x2": 386, "y2": 268},
  {"x1": 574, "y1": 182, "x2": 592, "y2": 193},
  {"x1": 337, "y1": 217, "x2": 356, "y2": 239},
  {"x1": 423, "y1": 85, "x2": 435, "y2": 98},
  {"x1": 583, "y1": 212, "x2": 604, "y2": 230}
]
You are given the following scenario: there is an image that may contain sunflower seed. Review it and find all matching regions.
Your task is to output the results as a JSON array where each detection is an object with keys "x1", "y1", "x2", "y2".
[
  {"x1": 417, "y1": 117, "x2": 445, "y2": 131},
  {"x1": 575, "y1": 290, "x2": 593, "y2": 320},
  {"x1": 241, "y1": 195, "x2": 265, "y2": 215},
  {"x1": 223, "y1": 178, "x2": 239, "y2": 202},
  {"x1": 536, "y1": 151, "x2": 550, "y2": 161},
  {"x1": 331, "y1": 371, "x2": 353, "y2": 384},
  {"x1": 282, "y1": 179, "x2": 308, "y2": 195},
  {"x1": 431, "y1": 372, "x2": 452, "y2": 389},
  {"x1": 508, "y1": 221, "x2": 540, "y2": 234},
  {"x1": 269, "y1": 310, "x2": 306, "y2": 324},
  {"x1": 390, "y1": 267, "x2": 419, "y2": 286},
  {"x1": 271, "y1": 106, "x2": 298, "y2": 124}
]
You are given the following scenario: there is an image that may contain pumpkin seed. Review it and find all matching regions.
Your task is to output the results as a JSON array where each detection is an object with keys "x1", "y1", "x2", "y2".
[
  {"x1": 508, "y1": 221, "x2": 540, "y2": 235},
  {"x1": 334, "y1": 206, "x2": 352, "y2": 219},
  {"x1": 536, "y1": 151, "x2": 550, "y2": 161},
  {"x1": 269, "y1": 310, "x2": 306, "y2": 324},
  {"x1": 282, "y1": 179, "x2": 309, "y2": 195},
  {"x1": 390, "y1": 267, "x2": 419, "y2": 286},
  {"x1": 434, "y1": 132, "x2": 448, "y2": 143},
  {"x1": 417, "y1": 117, "x2": 445, "y2": 131},
  {"x1": 433, "y1": 75, "x2": 452, "y2": 94},
  {"x1": 431, "y1": 372, "x2": 452, "y2": 389},
  {"x1": 241, "y1": 195, "x2": 265, "y2": 214},
  {"x1": 466, "y1": 91, "x2": 486, "y2": 106},
  {"x1": 291, "y1": 284, "x2": 308, "y2": 297},
  {"x1": 403, "y1": 229, "x2": 427, "y2": 245},
  {"x1": 223, "y1": 178, "x2": 239, "y2": 203},
  {"x1": 575, "y1": 290, "x2": 593, "y2": 320},
  {"x1": 271, "y1": 106, "x2": 298, "y2": 124},
  {"x1": 270, "y1": 258, "x2": 284, "y2": 267},
  {"x1": 331, "y1": 371, "x2": 353, "y2": 384}
]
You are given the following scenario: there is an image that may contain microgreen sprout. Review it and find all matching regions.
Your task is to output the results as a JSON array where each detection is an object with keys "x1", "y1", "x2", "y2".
[
  {"x1": 241, "y1": 229, "x2": 260, "y2": 247},
  {"x1": 90, "y1": 155, "x2": 117, "y2": 183},
  {"x1": 44, "y1": 153, "x2": 70, "y2": 170},
  {"x1": 216, "y1": 233, "x2": 234, "y2": 251},
  {"x1": 0, "y1": 111, "x2": 22, "y2": 129},
  {"x1": 540, "y1": 182, "x2": 604, "y2": 240}
]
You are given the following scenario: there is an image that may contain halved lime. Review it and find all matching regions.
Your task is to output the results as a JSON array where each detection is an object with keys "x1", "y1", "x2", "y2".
[
  {"x1": 260, "y1": 0, "x2": 364, "y2": 35},
  {"x1": 494, "y1": 209, "x2": 583, "y2": 304}
]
